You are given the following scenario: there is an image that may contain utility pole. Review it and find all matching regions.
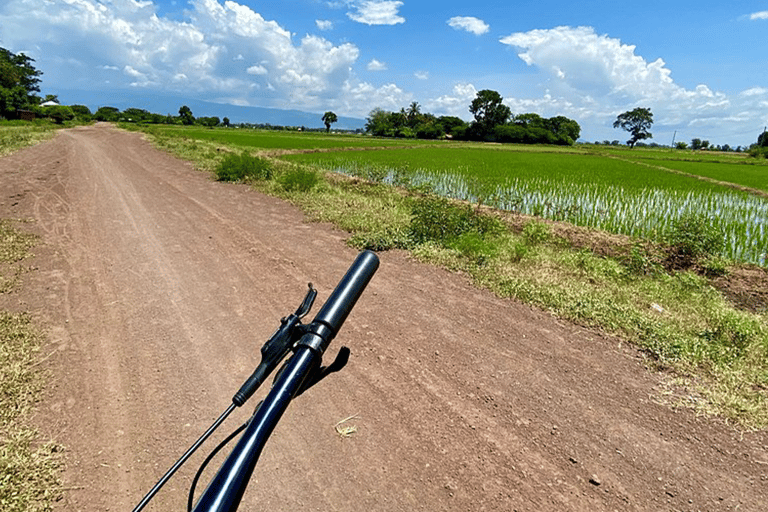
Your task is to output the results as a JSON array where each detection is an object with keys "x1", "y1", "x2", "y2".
[{"x1": 671, "y1": 130, "x2": 676, "y2": 147}]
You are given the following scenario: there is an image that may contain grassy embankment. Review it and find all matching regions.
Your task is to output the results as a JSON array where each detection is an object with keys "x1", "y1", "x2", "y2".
[
  {"x1": 0, "y1": 219, "x2": 61, "y2": 511},
  {"x1": 130, "y1": 124, "x2": 768, "y2": 429},
  {"x1": 0, "y1": 120, "x2": 61, "y2": 157},
  {"x1": 1, "y1": 123, "x2": 63, "y2": 511}
]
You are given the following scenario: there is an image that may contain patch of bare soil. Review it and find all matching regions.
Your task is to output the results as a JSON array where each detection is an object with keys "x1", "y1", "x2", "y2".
[{"x1": 1, "y1": 124, "x2": 767, "y2": 511}]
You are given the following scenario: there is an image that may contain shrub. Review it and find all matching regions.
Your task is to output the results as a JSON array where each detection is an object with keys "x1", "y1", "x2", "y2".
[
  {"x1": 447, "y1": 231, "x2": 498, "y2": 264},
  {"x1": 278, "y1": 167, "x2": 320, "y2": 192},
  {"x1": 521, "y1": 220, "x2": 551, "y2": 246},
  {"x1": 623, "y1": 243, "x2": 664, "y2": 277},
  {"x1": 216, "y1": 152, "x2": 272, "y2": 182},
  {"x1": 348, "y1": 227, "x2": 412, "y2": 251},
  {"x1": 409, "y1": 195, "x2": 502, "y2": 245},
  {"x1": 666, "y1": 214, "x2": 723, "y2": 264}
]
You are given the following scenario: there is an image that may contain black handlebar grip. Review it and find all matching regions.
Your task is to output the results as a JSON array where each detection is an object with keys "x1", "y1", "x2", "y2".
[{"x1": 308, "y1": 250, "x2": 379, "y2": 346}]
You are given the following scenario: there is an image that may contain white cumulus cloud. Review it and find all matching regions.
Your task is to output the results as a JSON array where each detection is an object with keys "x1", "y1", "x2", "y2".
[
  {"x1": 749, "y1": 11, "x2": 768, "y2": 20},
  {"x1": 447, "y1": 16, "x2": 489, "y2": 35},
  {"x1": 247, "y1": 64, "x2": 268, "y2": 75},
  {"x1": 498, "y1": 25, "x2": 766, "y2": 144},
  {"x1": 316, "y1": 19, "x2": 333, "y2": 30},
  {"x1": 367, "y1": 59, "x2": 387, "y2": 71},
  {"x1": 0, "y1": 0, "x2": 364, "y2": 112},
  {"x1": 347, "y1": 1, "x2": 405, "y2": 26},
  {"x1": 428, "y1": 83, "x2": 478, "y2": 118}
]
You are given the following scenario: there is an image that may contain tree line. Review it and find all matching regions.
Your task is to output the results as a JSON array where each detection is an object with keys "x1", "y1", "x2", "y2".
[
  {"x1": 1, "y1": 47, "x2": 43, "y2": 118},
  {"x1": 364, "y1": 89, "x2": 581, "y2": 145}
]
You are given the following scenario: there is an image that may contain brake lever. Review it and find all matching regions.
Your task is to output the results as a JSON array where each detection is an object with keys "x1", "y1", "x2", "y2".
[{"x1": 231, "y1": 284, "x2": 316, "y2": 407}]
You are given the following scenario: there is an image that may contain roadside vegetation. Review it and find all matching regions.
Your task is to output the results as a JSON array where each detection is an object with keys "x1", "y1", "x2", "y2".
[
  {"x1": 0, "y1": 219, "x2": 61, "y2": 511},
  {"x1": 132, "y1": 124, "x2": 768, "y2": 429},
  {"x1": 0, "y1": 120, "x2": 60, "y2": 157}
]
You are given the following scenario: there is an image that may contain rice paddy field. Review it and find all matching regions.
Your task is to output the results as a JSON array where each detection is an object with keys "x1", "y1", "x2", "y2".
[
  {"x1": 138, "y1": 125, "x2": 436, "y2": 151},
  {"x1": 136, "y1": 125, "x2": 768, "y2": 266},
  {"x1": 283, "y1": 146, "x2": 768, "y2": 266}
]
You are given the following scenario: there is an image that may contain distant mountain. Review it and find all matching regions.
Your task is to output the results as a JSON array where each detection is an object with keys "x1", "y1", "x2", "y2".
[{"x1": 55, "y1": 89, "x2": 366, "y2": 130}]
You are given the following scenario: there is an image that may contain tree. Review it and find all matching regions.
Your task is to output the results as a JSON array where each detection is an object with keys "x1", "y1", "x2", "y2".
[
  {"x1": 613, "y1": 107, "x2": 653, "y2": 148},
  {"x1": 94, "y1": 106, "x2": 120, "y2": 122},
  {"x1": 758, "y1": 130, "x2": 768, "y2": 147},
  {"x1": 365, "y1": 108, "x2": 391, "y2": 136},
  {"x1": 44, "y1": 105, "x2": 74, "y2": 124},
  {"x1": 405, "y1": 101, "x2": 423, "y2": 127},
  {"x1": 197, "y1": 116, "x2": 220, "y2": 127},
  {"x1": 179, "y1": 105, "x2": 194, "y2": 125},
  {"x1": 437, "y1": 116, "x2": 467, "y2": 135},
  {"x1": 545, "y1": 115, "x2": 581, "y2": 143},
  {"x1": 321, "y1": 111, "x2": 338, "y2": 133},
  {"x1": 514, "y1": 113, "x2": 544, "y2": 128},
  {"x1": 0, "y1": 47, "x2": 43, "y2": 118},
  {"x1": 70, "y1": 105, "x2": 92, "y2": 118},
  {"x1": 223, "y1": 117, "x2": 230, "y2": 127},
  {"x1": 469, "y1": 89, "x2": 511, "y2": 138}
]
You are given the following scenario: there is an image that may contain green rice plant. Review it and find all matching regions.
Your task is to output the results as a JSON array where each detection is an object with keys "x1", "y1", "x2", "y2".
[{"x1": 286, "y1": 148, "x2": 768, "y2": 266}]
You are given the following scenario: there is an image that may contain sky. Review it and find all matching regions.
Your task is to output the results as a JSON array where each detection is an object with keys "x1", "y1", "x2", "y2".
[{"x1": 1, "y1": 0, "x2": 767, "y2": 146}]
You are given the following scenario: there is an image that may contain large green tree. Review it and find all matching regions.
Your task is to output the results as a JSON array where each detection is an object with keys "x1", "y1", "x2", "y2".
[
  {"x1": 545, "y1": 115, "x2": 581, "y2": 143},
  {"x1": 179, "y1": 105, "x2": 195, "y2": 125},
  {"x1": 0, "y1": 47, "x2": 43, "y2": 118},
  {"x1": 758, "y1": 130, "x2": 768, "y2": 147},
  {"x1": 321, "y1": 111, "x2": 338, "y2": 132},
  {"x1": 613, "y1": 107, "x2": 653, "y2": 148},
  {"x1": 469, "y1": 89, "x2": 511, "y2": 137}
]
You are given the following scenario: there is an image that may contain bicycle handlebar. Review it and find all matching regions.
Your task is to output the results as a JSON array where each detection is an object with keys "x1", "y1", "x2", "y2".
[{"x1": 191, "y1": 250, "x2": 379, "y2": 512}]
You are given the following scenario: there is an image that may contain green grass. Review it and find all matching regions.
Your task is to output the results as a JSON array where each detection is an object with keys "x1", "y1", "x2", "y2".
[
  {"x1": 0, "y1": 220, "x2": 37, "y2": 293},
  {"x1": 0, "y1": 220, "x2": 61, "y2": 511},
  {"x1": 127, "y1": 124, "x2": 439, "y2": 151},
  {"x1": 0, "y1": 121, "x2": 60, "y2": 157},
  {"x1": 134, "y1": 125, "x2": 768, "y2": 428}
]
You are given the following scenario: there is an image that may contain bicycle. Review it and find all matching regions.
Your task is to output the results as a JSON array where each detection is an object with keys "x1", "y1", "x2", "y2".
[{"x1": 132, "y1": 250, "x2": 380, "y2": 512}]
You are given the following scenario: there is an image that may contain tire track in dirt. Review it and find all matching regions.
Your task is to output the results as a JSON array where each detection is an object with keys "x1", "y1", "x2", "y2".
[{"x1": 1, "y1": 124, "x2": 766, "y2": 511}]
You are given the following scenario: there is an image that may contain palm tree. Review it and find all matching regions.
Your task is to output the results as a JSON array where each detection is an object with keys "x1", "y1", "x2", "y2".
[{"x1": 405, "y1": 101, "x2": 421, "y2": 126}]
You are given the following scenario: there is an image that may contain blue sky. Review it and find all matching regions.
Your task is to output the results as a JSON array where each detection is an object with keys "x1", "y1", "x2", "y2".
[{"x1": 1, "y1": 0, "x2": 767, "y2": 146}]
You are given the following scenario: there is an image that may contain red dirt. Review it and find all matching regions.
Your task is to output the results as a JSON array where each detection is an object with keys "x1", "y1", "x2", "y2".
[{"x1": 1, "y1": 124, "x2": 767, "y2": 511}]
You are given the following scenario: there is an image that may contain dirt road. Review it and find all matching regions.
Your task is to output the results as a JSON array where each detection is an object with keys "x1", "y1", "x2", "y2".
[{"x1": 1, "y1": 124, "x2": 766, "y2": 511}]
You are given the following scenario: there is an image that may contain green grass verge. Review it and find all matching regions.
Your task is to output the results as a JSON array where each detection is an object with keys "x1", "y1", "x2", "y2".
[
  {"x1": 136, "y1": 125, "x2": 768, "y2": 429},
  {"x1": 0, "y1": 220, "x2": 61, "y2": 511},
  {"x1": 0, "y1": 121, "x2": 61, "y2": 157}
]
